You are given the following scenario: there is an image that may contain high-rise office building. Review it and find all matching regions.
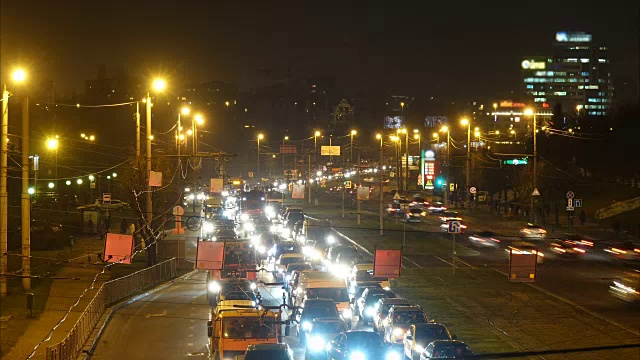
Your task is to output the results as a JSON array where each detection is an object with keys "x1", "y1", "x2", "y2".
[{"x1": 522, "y1": 31, "x2": 613, "y2": 116}]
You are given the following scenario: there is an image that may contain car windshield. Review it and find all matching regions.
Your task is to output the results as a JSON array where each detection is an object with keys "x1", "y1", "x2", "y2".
[
  {"x1": 432, "y1": 344, "x2": 473, "y2": 358},
  {"x1": 224, "y1": 291, "x2": 256, "y2": 301},
  {"x1": 220, "y1": 282, "x2": 251, "y2": 295},
  {"x1": 312, "y1": 321, "x2": 347, "y2": 333},
  {"x1": 222, "y1": 317, "x2": 276, "y2": 339},
  {"x1": 416, "y1": 326, "x2": 450, "y2": 342},
  {"x1": 287, "y1": 264, "x2": 312, "y2": 272},
  {"x1": 365, "y1": 293, "x2": 390, "y2": 306},
  {"x1": 307, "y1": 288, "x2": 349, "y2": 302},
  {"x1": 393, "y1": 311, "x2": 426, "y2": 324},
  {"x1": 225, "y1": 250, "x2": 256, "y2": 265},
  {"x1": 346, "y1": 332, "x2": 384, "y2": 348},
  {"x1": 383, "y1": 302, "x2": 410, "y2": 313},
  {"x1": 302, "y1": 306, "x2": 339, "y2": 320},
  {"x1": 245, "y1": 350, "x2": 289, "y2": 360},
  {"x1": 279, "y1": 256, "x2": 304, "y2": 265}
]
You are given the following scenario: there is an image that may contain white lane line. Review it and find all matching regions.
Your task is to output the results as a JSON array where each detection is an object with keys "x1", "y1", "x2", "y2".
[
  {"x1": 433, "y1": 255, "x2": 454, "y2": 266},
  {"x1": 333, "y1": 225, "x2": 412, "y2": 269},
  {"x1": 403, "y1": 257, "x2": 421, "y2": 268}
]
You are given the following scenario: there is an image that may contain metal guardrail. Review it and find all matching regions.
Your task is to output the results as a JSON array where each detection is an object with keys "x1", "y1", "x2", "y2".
[{"x1": 45, "y1": 258, "x2": 177, "y2": 360}]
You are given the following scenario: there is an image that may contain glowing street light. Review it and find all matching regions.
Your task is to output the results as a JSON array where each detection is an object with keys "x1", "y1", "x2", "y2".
[
  {"x1": 76, "y1": 178, "x2": 83, "y2": 185},
  {"x1": 12, "y1": 69, "x2": 27, "y2": 83},
  {"x1": 27, "y1": 187, "x2": 35, "y2": 195},
  {"x1": 48, "y1": 182, "x2": 55, "y2": 189},
  {"x1": 89, "y1": 175, "x2": 95, "y2": 181},
  {"x1": 46, "y1": 138, "x2": 59, "y2": 150},
  {"x1": 112, "y1": 172, "x2": 117, "y2": 178},
  {"x1": 152, "y1": 78, "x2": 166, "y2": 92},
  {"x1": 65, "y1": 180, "x2": 71, "y2": 186},
  {"x1": 195, "y1": 114, "x2": 204, "y2": 125},
  {"x1": 181, "y1": 106, "x2": 191, "y2": 115}
]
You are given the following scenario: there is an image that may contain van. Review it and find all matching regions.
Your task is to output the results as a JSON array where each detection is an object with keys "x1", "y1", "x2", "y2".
[
  {"x1": 348, "y1": 264, "x2": 391, "y2": 290},
  {"x1": 294, "y1": 272, "x2": 352, "y2": 325}
]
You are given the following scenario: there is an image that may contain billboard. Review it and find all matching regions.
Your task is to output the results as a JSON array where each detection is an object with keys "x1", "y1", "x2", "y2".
[
  {"x1": 357, "y1": 186, "x2": 370, "y2": 200},
  {"x1": 196, "y1": 241, "x2": 225, "y2": 270},
  {"x1": 210, "y1": 178, "x2": 224, "y2": 193},
  {"x1": 104, "y1": 233, "x2": 134, "y2": 264},
  {"x1": 321, "y1": 146, "x2": 341, "y2": 156},
  {"x1": 384, "y1": 116, "x2": 405, "y2": 129},
  {"x1": 373, "y1": 247, "x2": 403, "y2": 278},
  {"x1": 421, "y1": 150, "x2": 435, "y2": 190},
  {"x1": 424, "y1": 116, "x2": 447, "y2": 128},
  {"x1": 292, "y1": 184, "x2": 305, "y2": 199},
  {"x1": 280, "y1": 144, "x2": 297, "y2": 154}
]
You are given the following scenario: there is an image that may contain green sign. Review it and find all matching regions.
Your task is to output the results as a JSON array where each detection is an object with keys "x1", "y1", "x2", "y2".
[{"x1": 503, "y1": 158, "x2": 528, "y2": 165}]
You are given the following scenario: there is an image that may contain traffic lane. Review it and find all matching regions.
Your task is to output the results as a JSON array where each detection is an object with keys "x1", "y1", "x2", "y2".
[{"x1": 92, "y1": 271, "x2": 210, "y2": 360}]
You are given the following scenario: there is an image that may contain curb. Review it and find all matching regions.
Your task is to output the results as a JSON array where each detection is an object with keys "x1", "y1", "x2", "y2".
[{"x1": 82, "y1": 269, "x2": 198, "y2": 359}]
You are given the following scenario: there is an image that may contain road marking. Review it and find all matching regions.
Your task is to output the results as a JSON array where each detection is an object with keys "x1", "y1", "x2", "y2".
[
  {"x1": 145, "y1": 310, "x2": 167, "y2": 318},
  {"x1": 403, "y1": 256, "x2": 421, "y2": 268},
  {"x1": 333, "y1": 228, "x2": 409, "y2": 269},
  {"x1": 433, "y1": 255, "x2": 454, "y2": 266},
  {"x1": 491, "y1": 269, "x2": 640, "y2": 336}
]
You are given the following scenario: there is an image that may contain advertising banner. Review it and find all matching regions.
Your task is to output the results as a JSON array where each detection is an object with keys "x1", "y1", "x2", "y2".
[
  {"x1": 280, "y1": 144, "x2": 297, "y2": 154},
  {"x1": 321, "y1": 146, "x2": 341, "y2": 156},
  {"x1": 384, "y1": 116, "x2": 405, "y2": 129},
  {"x1": 210, "y1": 178, "x2": 224, "y2": 193},
  {"x1": 292, "y1": 184, "x2": 305, "y2": 199},
  {"x1": 196, "y1": 241, "x2": 225, "y2": 270},
  {"x1": 149, "y1": 171, "x2": 163, "y2": 187},
  {"x1": 104, "y1": 233, "x2": 134, "y2": 264},
  {"x1": 373, "y1": 247, "x2": 403, "y2": 278}
]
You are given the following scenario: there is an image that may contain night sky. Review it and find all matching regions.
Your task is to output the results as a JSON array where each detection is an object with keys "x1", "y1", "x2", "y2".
[{"x1": 1, "y1": 1, "x2": 638, "y2": 99}]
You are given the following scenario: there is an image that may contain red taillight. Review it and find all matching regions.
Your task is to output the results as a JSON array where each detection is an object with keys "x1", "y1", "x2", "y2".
[{"x1": 490, "y1": 238, "x2": 500, "y2": 243}]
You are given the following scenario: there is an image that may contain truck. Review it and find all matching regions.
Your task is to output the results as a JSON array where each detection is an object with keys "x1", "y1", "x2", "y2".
[{"x1": 207, "y1": 240, "x2": 259, "y2": 304}]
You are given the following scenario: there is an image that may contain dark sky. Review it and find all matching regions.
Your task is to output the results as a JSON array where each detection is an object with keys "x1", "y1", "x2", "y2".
[{"x1": 1, "y1": 1, "x2": 638, "y2": 99}]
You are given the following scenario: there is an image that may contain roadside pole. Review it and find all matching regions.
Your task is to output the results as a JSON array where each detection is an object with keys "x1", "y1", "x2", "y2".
[
  {"x1": 21, "y1": 95, "x2": 30, "y2": 290},
  {"x1": 308, "y1": 153, "x2": 311, "y2": 204},
  {"x1": 356, "y1": 153, "x2": 361, "y2": 225},
  {"x1": 341, "y1": 182, "x2": 345, "y2": 218},
  {"x1": 1, "y1": 86, "x2": 9, "y2": 296},
  {"x1": 452, "y1": 233, "x2": 456, "y2": 276},
  {"x1": 379, "y1": 136, "x2": 384, "y2": 236}
]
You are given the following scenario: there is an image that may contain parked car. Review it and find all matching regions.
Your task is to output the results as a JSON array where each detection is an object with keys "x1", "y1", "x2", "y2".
[{"x1": 242, "y1": 343, "x2": 294, "y2": 360}]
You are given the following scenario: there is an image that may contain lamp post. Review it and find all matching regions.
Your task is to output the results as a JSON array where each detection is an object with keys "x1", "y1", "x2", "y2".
[
  {"x1": 414, "y1": 131, "x2": 421, "y2": 157},
  {"x1": 257, "y1": 133, "x2": 264, "y2": 181},
  {"x1": 391, "y1": 135, "x2": 401, "y2": 192},
  {"x1": 314, "y1": 130, "x2": 320, "y2": 167},
  {"x1": 282, "y1": 135, "x2": 289, "y2": 179},
  {"x1": 460, "y1": 118, "x2": 471, "y2": 209},
  {"x1": 350, "y1": 129, "x2": 357, "y2": 166},
  {"x1": 46, "y1": 136, "x2": 59, "y2": 189},
  {"x1": 525, "y1": 108, "x2": 538, "y2": 223},
  {"x1": 440, "y1": 126, "x2": 450, "y2": 206},
  {"x1": 177, "y1": 106, "x2": 190, "y2": 156},
  {"x1": 400, "y1": 128, "x2": 408, "y2": 191},
  {"x1": 376, "y1": 133, "x2": 384, "y2": 235}
]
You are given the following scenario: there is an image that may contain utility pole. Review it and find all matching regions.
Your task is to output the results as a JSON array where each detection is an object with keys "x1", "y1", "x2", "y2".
[
  {"x1": 357, "y1": 153, "x2": 361, "y2": 225},
  {"x1": 1, "y1": 85, "x2": 9, "y2": 296},
  {"x1": 532, "y1": 113, "x2": 538, "y2": 223},
  {"x1": 145, "y1": 93, "x2": 155, "y2": 265},
  {"x1": 21, "y1": 95, "x2": 31, "y2": 290},
  {"x1": 445, "y1": 130, "x2": 450, "y2": 206},
  {"x1": 136, "y1": 102, "x2": 141, "y2": 158},
  {"x1": 404, "y1": 130, "x2": 409, "y2": 191},
  {"x1": 378, "y1": 135, "x2": 384, "y2": 235},
  {"x1": 308, "y1": 153, "x2": 311, "y2": 204}
]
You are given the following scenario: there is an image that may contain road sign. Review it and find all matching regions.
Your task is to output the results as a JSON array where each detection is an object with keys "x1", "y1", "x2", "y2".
[
  {"x1": 449, "y1": 183, "x2": 455, "y2": 192},
  {"x1": 574, "y1": 199, "x2": 583, "y2": 207},
  {"x1": 532, "y1": 188, "x2": 540, "y2": 196},
  {"x1": 566, "y1": 206, "x2": 575, "y2": 211},
  {"x1": 248, "y1": 172, "x2": 254, "y2": 178},
  {"x1": 566, "y1": 191, "x2": 575, "y2": 199},
  {"x1": 469, "y1": 186, "x2": 477, "y2": 194},
  {"x1": 503, "y1": 158, "x2": 528, "y2": 165},
  {"x1": 567, "y1": 198, "x2": 573, "y2": 207},
  {"x1": 279, "y1": 144, "x2": 297, "y2": 154},
  {"x1": 320, "y1": 145, "x2": 341, "y2": 156},
  {"x1": 90, "y1": 182, "x2": 96, "y2": 189},
  {"x1": 102, "y1": 193, "x2": 111, "y2": 204},
  {"x1": 448, "y1": 221, "x2": 461, "y2": 234},
  {"x1": 344, "y1": 181, "x2": 352, "y2": 189},
  {"x1": 393, "y1": 192, "x2": 402, "y2": 200}
]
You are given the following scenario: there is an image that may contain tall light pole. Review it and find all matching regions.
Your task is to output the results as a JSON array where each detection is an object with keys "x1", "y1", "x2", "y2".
[
  {"x1": 145, "y1": 78, "x2": 165, "y2": 265},
  {"x1": 376, "y1": 133, "x2": 384, "y2": 235},
  {"x1": 460, "y1": 118, "x2": 471, "y2": 209},
  {"x1": 282, "y1": 135, "x2": 289, "y2": 179},
  {"x1": 177, "y1": 106, "x2": 190, "y2": 156},
  {"x1": 525, "y1": 108, "x2": 538, "y2": 223},
  {"x1": 15, "y1": 69, "x2": 31, "y2": 290},
  {"x1": 391, "y1": 135, "x2": 401, "y2": 192},
  {"x1": 440, "y1": 126, "x2": 450, "y2": 206},
  {"x1": 257, "y1": 133, "x2": 264, "y2": 181},
  {"x1": 314, "y1": 130, "x2": 320, "y2": 167},
  {"x1": 350, "y1": 129, "x2": 357, "y2": 166},
  {"x1": 400, "y1": 128, "x2": 408, "y2": 191},
  {"x1": 46, "y1": 137, "x2": 59, "y2": 189}
]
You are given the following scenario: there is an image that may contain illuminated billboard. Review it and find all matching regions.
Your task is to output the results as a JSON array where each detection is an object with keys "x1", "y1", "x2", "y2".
[
  {"x1": 384, "y1": 116, "x2": 405, "y2": 129},
  {"x1": 424, "y1": 116, "x2": 447, "y2": 128},
  {"x1": 420, "y1": 150, "x2": 435, "y2": 190},
  {"x1": 555, "y1": 31, "x2": 592, "y2": 43}
]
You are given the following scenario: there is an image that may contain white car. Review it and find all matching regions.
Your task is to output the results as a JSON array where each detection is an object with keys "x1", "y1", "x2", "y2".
[{"x1": 519, "y1": 224, "x2": 547, "y2": 239}]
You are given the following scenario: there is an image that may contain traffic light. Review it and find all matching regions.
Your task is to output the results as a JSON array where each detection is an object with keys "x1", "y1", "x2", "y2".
[{"x1": 436, "y1": 178, "x2": 445, "y2": 187}]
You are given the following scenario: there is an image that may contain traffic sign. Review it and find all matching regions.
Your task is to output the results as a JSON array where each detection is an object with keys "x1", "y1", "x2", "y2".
[
  {"x1": 503, "y1": 158, "x2": 528, "y2": 165},
  {"x1": 566, "y1": 206, "x2": 575, "y2": 211},
  {"x1": 448, "y1": 221, "x2": 461, "y2": 234},
  {"x1": 248, "y1": 172, "x2": 254, "y2": 178},
  {"x1": 574, "y1": 199, "x2": 583, "y2": 208},
  {"x1": 450, "y1": 183, "x2": 455, "y2": 192},
  {"x1": 102, "y1": 193, "x2": 111, "y2": 204},
  {"x1": 344, "y1": 181, "x2": 352, "y2": 189},
  {"x1": 393, "y1": 192, "x2": 402, "y2": 200},
  {"x1": 566, "y1": 191, "x2": 575, "y2": 199},
  {"x1": 567, "y1": 198, "x2": 573, "y2": 207},
  {"x1": 532, "y1": 188, "x2": 540, "y2": 196},
  {"x1": 469, "y1": 187, "x2": 477, "y2": 194}
]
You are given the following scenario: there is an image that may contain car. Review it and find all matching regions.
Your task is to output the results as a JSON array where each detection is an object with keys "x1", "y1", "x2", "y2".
[
  {"x1": 439, "y1": 220, "x2": 467, "y2": 233},
  {"x1": 405, "y1": 208, "x2": 423, "y2": 222},
  {"x1": 221, "y1": 290, "x2": 257, "y2": 305},
  {"x1": 350, "y1": 282, "x2": 382, "y2": 305},
  {"x1": 383, "y1": 306, "x2": 428, "y2": 344},
  {"x1": 305, "y1": 318, "x2": 349, "y2": 359},
  {"x1": 438, "y1": 211, "x2": 461, "y2": 223},
  {"x1": 243, "y1": 343, "x2": 294, "y2": 360},
  {"x1": 334, "y1": 251, "x2": 364, "y2": 273},
  {"x1": 285, "y1": 262, "x2": 313, "y2": 288},
  {"x1": 269, "y1": 241, "x2": 302, "y2": 262},
  {"x1": 357, "y1": 289, "x2": 396, "y2": 325},
  {"x1": 549, "y1": 239, "x2": 592, "y2": 256},
  {"x1": 209, "y1": 279, "x2": 257, "y2": 306},
  {"x1": 275, "y1": 253, "x2": 306, "y2": 279},
  {"x1": 418, "y1": 340, "x2": 473, "y2": 359},
  {"x1": 427, "y1": 202, "x2": 447, "y2": 214},
  {"x1": 212, "y1": 228, "x2": 238, "y2": 242},
  {"x1": 326, "y1": 331, "x2": 402, "y2": 360},
  {"x1": 506, "y1": 241, "x2": 545, "y2": 264},
  {"x1": 604, "y1": 241, "x2": 640, "y2": 261},
  {"x1": 297, "y1": 299, "x2": 341, "y2": 344},
  {"x1": 519, "y1": 223, "x2": 547, "y2": 239},
  {"x1": 302, "y1": 240, "x2": 324, "y2": 263},
  {"x1": 403, "y1": 323, "x2": 452, "y2": 360},
  {"x1": 467, "y1": 231, "x2": 500, "y2": 248},
  {"x1": 609, "y1": 270, "x2": 640, "y2": 302},
  {"x1": 326, "y1": 245, "x2": 356, "y2": 263},
  {"x1": 374, "y1": 298, "x2": 411, "y2": 334}
]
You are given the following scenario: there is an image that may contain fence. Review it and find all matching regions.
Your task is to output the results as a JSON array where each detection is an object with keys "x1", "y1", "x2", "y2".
[{"x1": 45, "y1": 258, "x2": 177, "y2": 360}]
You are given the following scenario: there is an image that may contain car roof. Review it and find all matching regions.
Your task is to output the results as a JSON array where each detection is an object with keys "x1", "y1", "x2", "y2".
[
  {"x1": 414, "y1": 322, "x2": 447, "y2": 329},
  {"x1": 391, "y1": 305, "x2": 422, "y2": 312},
  {"x1": 304, "y1": 298, "x2": 335, "y2": 304},
  {"x1": 247, "y1": 343, "x2": 289, "y2": 351},
  {"x1": 281, "y1": 253, "x2": 304, "y2": 258},
  {"x1": 312, "y1": 317, "x2": 344, "y2": 323},
  {"x1": 380, "y1": 298, "x2": 409, "y2": 305}
]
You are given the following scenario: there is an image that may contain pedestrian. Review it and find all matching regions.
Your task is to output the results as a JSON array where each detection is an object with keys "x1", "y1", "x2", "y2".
[{"x1": 120, "y1": 218, "x2": 128, "y2": 234}]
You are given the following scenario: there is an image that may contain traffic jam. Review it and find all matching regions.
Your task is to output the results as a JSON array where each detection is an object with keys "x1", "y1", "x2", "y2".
[{"x1": 197, "y1": 188, "x2": 474, "y2": 360}]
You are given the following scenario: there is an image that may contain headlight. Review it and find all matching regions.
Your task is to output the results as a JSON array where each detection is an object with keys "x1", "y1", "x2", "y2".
[
  {"x1": 250, "y1": 282, "x2": 257, "y2": 290},
  {"x1": 240, "y1": 213, "x2": 249, "y2": 221},
  {"x1": 326, "y1": 235, "x2": 336, "y2": 244},
  {"x1": 350, "y1": 351, "x2": 366, "y2": 360},
  {"x1": 207, "y1": 282, "x2": 220, "y2": 293},
  {"x1": 270, "y1": 225, "x2": 278, "y2": 233},
  {"x1": 243, "y1": 223, "x2": 255, "y2": 232},
  {"x1": 302, "y1": 321, "x2": 312, "y2": 331},
  {"x1": 282, "y1": 228, "x2": 291, "y2": 237},
  {"x1": 386, "y1": 351, "x2": 401, "y2": 360},
  {"x1": 382, "y1": 319, "x2": 389, "y2": 326},
  {"x1": 383, "y1": 287, "x2": 390, "y2": 291},
  {"x1": 298, "y1": 235, "x2": 306, "y2": 242},
  {"x1": 393, "y1": 328, "x2": 403, "y2": 336},
  {"x1": 309, "y1": 335, "x2": 326, "y2": 352},
  {"x1": 251, "y1": 301, "x2": 256, "y2": 307},
  {"x1": 203, "y1": 222, "x2": 214, "y2": 233},
  {"x1": 342, "y1": 308, "x2": 353, "y2": 319},
  {"x1": 286, "y1": 274, "x2": 292, "y2": 281},
  {"x1": 277, "y1": 268, "x2": 284, "y2": 273},
  {"x1": 365, "y1": 307, "x2": 375, "y2": 316},
  {"x1": 415, "y1": 345, "x2": 425, "y2": 354},
  {"x1": 257, "y1": 245, "x2": 266, "y2": 254}
]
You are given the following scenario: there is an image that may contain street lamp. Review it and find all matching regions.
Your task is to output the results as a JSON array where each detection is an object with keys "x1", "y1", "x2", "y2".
[
  {"x1": 48, "y1": 182, "x2": 55, "y2": 189},
  {"x1": 152, "y1": 79, "x2": 166, "y2": 92},
  {"x1": 414, "y1": 132, "x2": 421, "y2": 157},
  {"x1": 524, "y1": 108, "x2": 538, "y2": 223},
  {"x1": 399, "y1": 128, "x2": 408, "y2": 191},
  {"x1": 390, "y1": 134, "x2": 401, "y2": 191},
  {"x1": 314, "y1": 130, "x2": 321, "y2": 165},
  {"x1": 192, "y1": 113, "x2": 204, "y2": 154},
  {"x1": 440, "y1": 126, "x2": 451, "y2": 205},
  {"x1": 282, "y1": 135, "x2": 289, "y2": 179},
  {"x1": 350, "y1": 129, "x2": 357, "y2": 166},
  {"x1": 177, "y1": 106, "x2": 190, "y2": 155},
  {"x1": 460, "y1": 118, "x2": 471, "y2": 209},
  {"x1": 46, "y1": 137, "x2": 59, "y2": 189},
  {"x1": 376, "y1": 133, "x2": 384, "y2": 235},
  {"x1": 77, "y1": 178, "x2": 83, "y2": 185},
  {"x1": 257, "y1": 133, "x2": 264, "y2": 181}
]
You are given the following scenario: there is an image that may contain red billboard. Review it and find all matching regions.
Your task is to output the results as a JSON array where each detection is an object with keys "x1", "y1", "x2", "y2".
[
  {"x1": 196, "y1": 241, "x2": 225, "y2": 270},
  {"x1": 373, "y1": 247, "x2": 403, "y2": 278},
  {"x1": 104, "y1": 233, "x2": 134, "y2": 264}
]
